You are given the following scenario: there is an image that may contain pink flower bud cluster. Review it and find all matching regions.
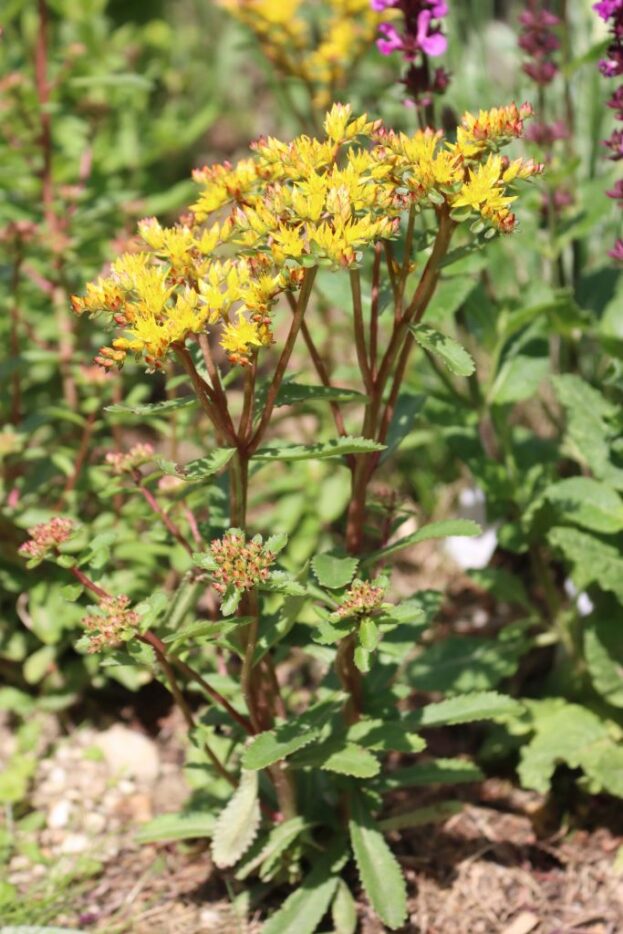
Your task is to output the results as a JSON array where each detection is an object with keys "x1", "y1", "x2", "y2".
[
  {"x1": 19, "y1": 517, "x2": 75, "y2": 562},
  {"x1": 105, "y1": 443, "x2": 155, "y2": 475},
  {"x1": 209, "y1": 531, "x2": 276, "y2": 594},
  {"x1": 333, "y1": 579, "x2": 386, "y2": 620},
  {"x1": 82, "y1": 595, "x2": 140, "y2": 653},
  {"x1": 594, "y1": 0, "x2": 623, "y2": 260}
]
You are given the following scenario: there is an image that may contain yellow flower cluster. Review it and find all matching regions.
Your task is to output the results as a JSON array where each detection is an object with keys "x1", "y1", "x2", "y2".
[
  {"x1": 215, "y1": 0, "x2": 383, "y2": 108},
  {"x1": 72, "y1": 102, "x2": 541, "y2": 371}
]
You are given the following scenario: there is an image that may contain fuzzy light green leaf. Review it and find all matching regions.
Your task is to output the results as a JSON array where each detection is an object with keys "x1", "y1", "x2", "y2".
[
  {"x1": 519, "y1": 700, "x2": 623, "y2": 797},
  {"x1": 584, "y1": 610, "x2": 623, "y2": 709},
  {"x1": 349, "y1": 792, "x2": 407, "y2": 930},
  {"x1": 553, "y1": 375, "x2": 623, "y2": 488},
  {"x1": 211, "y1": 770, "x2": 260, "y2": 869},
  {"x1": 548, "y1": 526, "x2": 623, "y2": 601},
  {"x1": 545, "y1": 477, "x2": 623, "y2": 534}
]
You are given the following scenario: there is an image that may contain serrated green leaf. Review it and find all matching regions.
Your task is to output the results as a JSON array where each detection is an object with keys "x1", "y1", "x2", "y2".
[
  {"x1": 349, "y1": 792, "x2": 407, "y2": 929},
  {"x1": 262, "y1": 843, "x2": 342, "y2": 934},
  {"x1": 379, "y1": 800, "x2": 463, "y2": 832},
  {"x1": 365, "y1": 518, "x2": 481, "y2": 565},
  {"x1": 135, "y1": 812, "x2": 215, "y2": 843},
  {"x1": 545, "y1": 477, "x2": 623, "y2": 534},
  {"x1": 274, "y1": 381, "x2": 367, "y2": 407},
  {"x1": 293, "y1": 740, "x2": 380, "y2": 777},
  {"x1": 242, "y1": 702, "x2": 339, "y2": 770},
  {"x1": 548, "y1": 526, "x2": 623, "y2": 602},
  {"x1": 347, "y1": 719, "x2": 426, "y2": 753},
  {"x1": 253, "y1": 437, "x2": 385, "y2": 462},
  {"x1": 105, "y1": 397, "x2": 196, "y2": 416},
  {"x1": 407, "y1": 692, "x2": 521, "y2": 728},
  {"x1": 411, "y1": 324, "x2": 475, "y2": 376},
  {"x1": 311, "y1": 553, "x2": 358, "y2": 589},
  {"x1": 332, "y1": 880, "x2": 358, "y2": 934},
  {"x1": 374, "y1": 758, "x2": 483, "y2": 793},
  {"x1": 177, "y1": 448, "x2": 236, "y2": 480},
  {"x1": 408, "y1": 635, "x2": 526, "y2": 694},
  {"x1": 212, "y1": 770, "x2": 260, "y2": 869},
  {"x1": 264, "y1": 532, "x2": 288, "y2": 554}
]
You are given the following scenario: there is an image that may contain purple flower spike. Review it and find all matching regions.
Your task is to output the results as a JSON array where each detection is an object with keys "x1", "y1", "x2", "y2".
[
  {"x1": 594, "y1": 0, "x2": 623, "y2": 261},
  {"x1": 372, "y1": 0, "x2": 450, "y2": 109}
]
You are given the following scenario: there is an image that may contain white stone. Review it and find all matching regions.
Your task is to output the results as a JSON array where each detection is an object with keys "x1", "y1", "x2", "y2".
[
  {"x1": 94, "y1": 725, "x2": 160, "y2": 783},
  {"x1": 84, "y1": 812, "x2": 107, "y2": 835},
  {"x1": 48, "y1": 799, "x2": 72, "y2": 829},
  {"x1": 60, "y1": 832, "x2": 89, "y2": 854}
]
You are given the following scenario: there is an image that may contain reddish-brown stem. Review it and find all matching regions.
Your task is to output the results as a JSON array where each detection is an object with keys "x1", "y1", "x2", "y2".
[
  {"x1": 248, "y1": 267, "x2": 317, "y2": 454},
  {"x1": 69, "y1": 565, "x2": 109, "y2": 601},
  {"x1": 197, "y1": 333, "x2": 236, "y2": 438},
  {"x1": 286, "y1": 292, "x2": 350, "y2": 449},
  {"x1": 132, "y1": 471, "x2": 195, "y2": 557},
  {"x1": 239, "y1": 357, "x2": 257, "y2": 444},
  {"x1": 8, "y1": 242, "x2": 24, "y2": 425},
  {"x1": 383, "y1": 240, "x2": 399, "y2": 301},
  {"x1": 174, "y1": 344, "x2": 236, "y2": 446},
  {"x1": 35, "y1": 0, "x2": 53, "y2": 226}
]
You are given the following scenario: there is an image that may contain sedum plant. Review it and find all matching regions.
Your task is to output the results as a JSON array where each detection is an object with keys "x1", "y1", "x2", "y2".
[{"x1": 22, "y1": 102, "x2": 541, "y2": 929}]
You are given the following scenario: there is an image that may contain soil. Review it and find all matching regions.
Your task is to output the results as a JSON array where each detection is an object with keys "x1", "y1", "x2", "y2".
[{"x1": 3, "y1": 700, "x2": 623, "y2": 934}]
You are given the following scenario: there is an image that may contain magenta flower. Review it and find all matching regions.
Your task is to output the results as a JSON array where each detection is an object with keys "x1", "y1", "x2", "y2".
[
  {"x1": 416, "y1": 10, "x2": 447, "y2": 56},
  {"x1": 607, "y1": 238, "x2": 623, "y2": 261}
]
